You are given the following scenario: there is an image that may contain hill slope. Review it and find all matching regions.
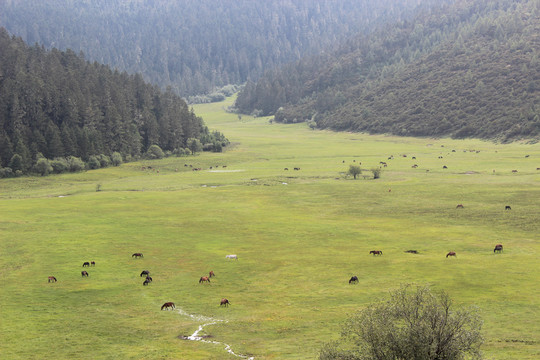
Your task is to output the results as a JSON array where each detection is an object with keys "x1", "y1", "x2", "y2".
[
  {"x1": 236, "y1": 0, "x2": 540, "y2": 141},
  {"x1": 0, "y1": 0, "x2": 430, "y2": 97},
  {"x1": 0, "y1": 28, "x2": 225, "y2": 175}
]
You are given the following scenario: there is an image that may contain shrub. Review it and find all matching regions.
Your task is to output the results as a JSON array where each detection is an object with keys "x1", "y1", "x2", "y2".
[
  {"x1": 34, "y1": 158, "x2": 53, "y2": 176},
  {"x1": 51, "y1": 158, "x2": 69, "y2": 173},
  {"x1": 67, "y1": 156, "x2": 85, "y2": 172},
  {"x1": 111, "y1": 152, "x2": 123, "y2": 166},
  {"x1": 146, "y1": 144, "x2": 165, "y2": 159},
  {"x1": 87, "y1": 155, "x2": 101, "y2": 169}
]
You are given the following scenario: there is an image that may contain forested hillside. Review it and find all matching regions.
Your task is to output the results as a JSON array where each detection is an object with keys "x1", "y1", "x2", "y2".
[
  {"x1": 0, "y1": 0, "x2": 430, "y2": 97},
  {"x1": 236, "y1": 0, "x2": 540, "y2": 141},
  {"x1": 0, "y1": 28, "x2": 226, "y2": 176}
]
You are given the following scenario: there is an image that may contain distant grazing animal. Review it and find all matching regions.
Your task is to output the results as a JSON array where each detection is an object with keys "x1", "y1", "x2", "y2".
[
  {"x1": 512, "y1": 170, "x2": 518, "y2": 173},
  {"x1": 505, "y1": 205, "x2": 511, "y2": 210},
  {"x1": 405, "y1": 250, "x2": 418, "y2": 254},
  {"x1": 209, "y1": 271, "x2": 215, "y2": 278},
  {"x1": 91, "y1": 261, "x2": 95, "y2": 266},
  {"x1": 81, "y1": 271, "x2": 89, "y2": 277},
  {"x1": 132, "y1": 253, "x2": 143, "y2": 258},
  {"x1": 140, "y1": 270, "x2": 150, "y2": 277},
  {"x1": 145, "y1": 276, "x2": 153, "y2": 283},
  {"x1": 199, "y1": 276, "x2": 210, "y2": 284},
  {"x1": 294, "y1": 167, "x2": 300, "y2": 170},
  {"x1": 446, "y1": 251, "x2": 457, "y2": 258},
  {"x1": 143, "y1": 279, "x2": 150, "y2": 286},
  {"x1": 443, "y1": 165, "x2": 448, "y2": 169},
  {"x1": 349, "y1": 276, "x2": 359, "y2": 284},
  {"x1": 161, "y1": 302, "x2": 175, "y2": 310},
  {"x1": 220, "y1": 298, "x2": 230, "y2": 307},
  {"x1": 412, "y1": 156, "x2": 416, "y2": 159},
  {"x1": 525, "y1": 155, "x2": 529, "y2": 158},
  {"x1": 370, "y1": 250, "x2": 383, "y2": 256},
  {"x1": 284, "y1": 168, "x2": 288, "y2": 170},
  {"x1": 226, "y1": 254, "x2": 238, "y2": 260},
  {"x1": 536, "y1": 168, "x2": 540, "y2": 170},
  {"x1": 82, "y1": 262, "x2": 90, "y2": 267},
  {"x1": 48, "y1": 276, "x2": 57, "y2": 283},
  {"x1": 456, "y1": 204, "x2": 464, "y2": 209},
  {"x1": 494, "y1": 244, "x2": 503, "y2": 253},
  {"x1": 412, "y1": 164, "x2": 418, "y2": 168}
]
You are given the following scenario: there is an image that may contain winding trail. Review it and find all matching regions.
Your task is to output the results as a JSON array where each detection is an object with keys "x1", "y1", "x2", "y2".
[{"x1": 176, "y1": 307, "x2": 254, "y2": 359}]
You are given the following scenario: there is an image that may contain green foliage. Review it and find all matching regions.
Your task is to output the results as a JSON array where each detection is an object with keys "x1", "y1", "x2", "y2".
[
  {"x1": 146, "y1": 145, "x2": 165, "y2": 160},
  {"x1": 237, "y1": 0, "x2": 540, "y2": 141},
  {"x1": 187, "y1": 138, "x2": 203, "y2": 154},
  {"x1": 348, "y1": 164, "x2": 362, "y2": 179},
  {"x1": 111, "y1": 152, "x2": 123, "y2": 166},
  {"x1": 66, "y1": 156, "x2": 85, "y2": 172},
  {"x1": 34, "y1": 158, "x2": 52, "y2": 176},
  {"x1": 87, "y1": 155, "x2": 101, "y2": 170},
  {"x1": 371, "y1": 167, "x2": 381, "y2": 179},
  {"x1": 319, "y1": 286, "x2": 484, "y2": 360},
  {"x1": 8, "y1": 154, "x2": 23, "y2": 172}
]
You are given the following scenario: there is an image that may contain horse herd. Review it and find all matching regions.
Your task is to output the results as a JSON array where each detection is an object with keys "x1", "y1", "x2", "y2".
[{"x1": 349, "y1": 244, "x2": 504, "y2": 284}]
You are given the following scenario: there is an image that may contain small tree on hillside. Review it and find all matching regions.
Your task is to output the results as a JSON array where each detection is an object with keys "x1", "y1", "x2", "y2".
[
  {"x1": 187, "y1": 138, "x2": 203, "y2": 154},
  {"x1": 348, "y1": 164, "x2": 362, "y2": 179},
  {"x1": 371, "y1": 167, "x2": 381, "y2": 179},
  {"x1": 319, "y1": 285, "x2": 483, "y2": 360}
]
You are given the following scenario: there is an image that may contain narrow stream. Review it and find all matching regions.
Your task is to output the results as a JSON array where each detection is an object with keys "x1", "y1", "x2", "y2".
[{"x1": 176, "y1": 307, "x2": 254, "y2": 359}]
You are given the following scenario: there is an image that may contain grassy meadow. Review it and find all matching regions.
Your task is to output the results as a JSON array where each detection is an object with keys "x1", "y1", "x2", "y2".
[{"x1": 0, "y1": 97, "x2": 539, "y2": 359}]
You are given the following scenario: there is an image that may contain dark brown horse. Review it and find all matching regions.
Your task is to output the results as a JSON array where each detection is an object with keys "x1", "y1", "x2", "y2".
[
  {"x1": 370, "y1": 250, "x2": 383, "y2": 256},
  {"x1": 132, "y1": 253, "x2": 144, "y2": 258},
  {"x1": 456, "y1": 204, "x2": 464, "y2": 209},
  {"x1": 349, "y1": 276, "x2": 359, "y2": 284},
  {"x1": 143, "y1": 279, "x2": 151, "y2": 286},
  {"x1": 209, "y1": 271, "x2": 215, "y2": 278},
  {"x1": 220, "y1": 298, "x2": 230, "y2": 307},
  {"x1": 199, "y1": 276, "x2": 210, "y2": 284},
  {"x1": 81, "y1": 271, "x2": 89, "y2": 277},
  {"x1": 161, "y1": 302, "x2": 175, "y2": 310},
  {"x1": 405, "y1": 250, "x2": 418, "y2": 254},
  {"x1": 48, "y1": 276, "x2": 57, "y2": 283},
  {"x1": 82, "y1": 262, "x2": 90, "y2": 267},
  {"x1": 494, "y1": 244, "x2": 503, "y2": 253},
  {"x1": 140, "y1": 270, "x2": 150, "y2": 277},
  {"x1": 505, "y1": 205, "x2": 511, "y2": 210},
  {"x1": 446, "y1": 251, "x2": 457, "y2": 258},
  {"x1": 145, "y1": 276, "x2": 153, "y2": 283},
  {"x1": 91, "y1": 261, "x2": 95, "y2": 266}
]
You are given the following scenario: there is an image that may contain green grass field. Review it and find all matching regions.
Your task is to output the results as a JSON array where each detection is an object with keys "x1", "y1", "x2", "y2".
[{"x1": 1, "y1": 97, "x2": 539, "y2": 359}]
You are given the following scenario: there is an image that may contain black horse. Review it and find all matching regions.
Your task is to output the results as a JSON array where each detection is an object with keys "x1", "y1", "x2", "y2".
[
  {"x1": 140, "y1": 270, "x2": 150, "y2": 277},
  {"x1": 349, "y1": 276, "x2": 359, "y2": 284}
]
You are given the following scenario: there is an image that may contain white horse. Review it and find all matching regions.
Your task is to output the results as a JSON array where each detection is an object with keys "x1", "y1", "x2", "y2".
[{"x1": 225, "y1": 254, "x2": 238, "y2": 260}]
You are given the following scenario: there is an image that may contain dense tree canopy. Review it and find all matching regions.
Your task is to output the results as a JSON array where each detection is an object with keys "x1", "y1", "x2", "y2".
[
  {"x1": 0, "y1": 28, "x2": 226, "y2": 175},
  {"x1": 0, "y1": 0, "x2": 432, "y2": 97},
  {"x1": 236, "y1": 0, "x2": 540, "y2": 141}
]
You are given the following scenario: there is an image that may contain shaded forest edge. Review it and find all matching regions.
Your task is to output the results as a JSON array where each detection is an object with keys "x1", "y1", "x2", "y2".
[
  {"x1": 0, "y1": 28, "x2": 228, "y2": 177},
  {"x1": 235, "y1": 0, "x2": 540, "y2": 142}
]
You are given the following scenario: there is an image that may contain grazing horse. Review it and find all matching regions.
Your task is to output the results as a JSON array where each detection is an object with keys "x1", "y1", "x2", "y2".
[
  {"x1": 405, "y1": 250, "x2": 418, "y2": 254},
  {"x1": 494, "y1": 244, "x2": 503, "y2": 253},
  {"x1": 91, "y1": 261, "x2": 95, "y2": 266},
  {"x1": 456, "y1": 204, "x2": 464, "y2": 209},
  {"x1": 220, "y1": 298, "x2": 230, "y2": 307},
  {"x1": 161, "y1": 302, "x2": 175, "y2": 310},
  {"x1": 81, "y1": 271, "x2": 89, "y2": 277},
  {"x1": 132, "y1": 253, "x2": 143, "y2": 258},
  {"x1": 82, "y1": 262, "x2": 90, "y2": 267},
  {"x1": 145, "y1": 276, "x2": 153, "y2": 283},
  {"x1": 199, "y1": 276, "x2": 210, "y2": 284},
  {"x1": 370, "y1": 250, "x2": 383, "y2": 256},
  {"x1": 140, "y1": 270, "x2": 150, "y2": 277},
  {"x1": 209, "y1": 271, "x2": 215, "y2": 278},
  {"x1": 226, "y1": 254, "x2": 238, "y2": 260},
  {"x1": 48, "y1": 276, "x2": 57, "y2": 283},
  {"x1": 505, "y1": 205, "x2": 511, "y2": 210},
  {"x1": 143, "y1": 279, "x2": 151, "y2": 286},
  {"x1": 349, "y1": 276, "x2": 359, "y2": 284},
  {"x1": 446, "y1": 251, "x2": 457, "y2": 258}
]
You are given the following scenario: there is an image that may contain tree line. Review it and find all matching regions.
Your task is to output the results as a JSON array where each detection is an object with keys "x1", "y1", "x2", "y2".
[
  {"x1": 0, "y1": 0, "x2": 431, "y2": 98},
  {"x1": 235, "y1": 0, "x2": 540, "y2": 141},
  {"x1": 0, "y1": 28, "x2": 227, "y2": 177}
]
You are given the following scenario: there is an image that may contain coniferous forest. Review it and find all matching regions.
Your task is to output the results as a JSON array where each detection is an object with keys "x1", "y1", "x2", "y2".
[
  {"x1": 0, "y1": 0, "x2": 430, "y2": 98},
  {"x1": 236, "y1": 0, "x2": 540, "y2": 141},
  {"x1": 0, "y1": 28, "x2": 227, "y2": 177}
]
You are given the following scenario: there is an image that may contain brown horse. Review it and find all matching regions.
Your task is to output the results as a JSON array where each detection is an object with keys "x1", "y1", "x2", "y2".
[
  {"x1": 220, "y1": 298, "x2": 230, "y2": 307},
  {"x1": 446, "y1": 251, "x2": 457, "y2": 258},
  {"x1": 349, "y1": 276, "x2": 359, "y2": 284},
  {"x1": 199, "y1": 276, "x2": 210, "y2": 284},
  {"x1": 494, "y1": 244, "x2": 503, "y2": 253},
  {"x1": 456, "y1": 204, "x2": 464, "y2": 209},
  {"x1": 143, "y1": 279, "x2": 150, "y2": 286},
  {"x1": 81, "y1": 271, "x2": 89, "y2": 277},
  {"x1": 145, "y1": 276, "x2": 153, "y2": 283},
  {"x1": 140, "y1": 270, "x2": 150, "y2": 277},
  {"x1": 505, "y1": 206, "x2": 511, "y2": 210},
  {"x1": 161, "y1": 302, "x2": 175, "y2": 310},
  {"x1": 370, "y1": 250, "x2": 383, "y2": 256},
  {"x1": 91, "y1": 261, "x2": 95, "y2": 266},
  {"x1": 209, "y1": 271, "x2": 215, "y2": 278},
  {"x1": 132, "y1": 253, "x2": 144, "y2": 258},
  {"x1": 82, "y1": 262, "x2": 90, "y2": 267},
  {"x1": 48, "y1": 276, "x2": 57, "y2": 283}
]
